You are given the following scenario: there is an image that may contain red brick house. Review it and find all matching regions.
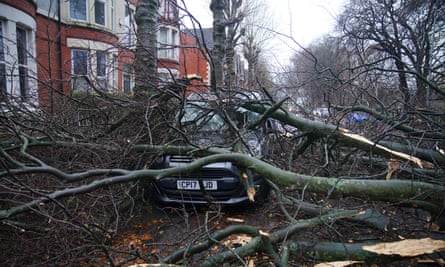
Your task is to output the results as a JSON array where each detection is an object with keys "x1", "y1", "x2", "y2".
[{"x1": 1, "y1": 0, "x2": 205, "y2": 114}]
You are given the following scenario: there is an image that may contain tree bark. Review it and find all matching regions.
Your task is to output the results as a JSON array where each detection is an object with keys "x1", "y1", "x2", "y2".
[
  {"x1": 210, "y1": 0, "x2": 226, "y2": 90},
  {"x1": 286, "y1": 241, "x2": 401, "y2": 263},
  {"x1": 134, "y1": 0, "x2": 159, "y2": 96}
]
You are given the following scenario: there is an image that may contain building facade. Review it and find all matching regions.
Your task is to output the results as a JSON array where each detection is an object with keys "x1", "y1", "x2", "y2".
[{"x1": 0, "y1": 0, "x2": 188, "y2": 113}]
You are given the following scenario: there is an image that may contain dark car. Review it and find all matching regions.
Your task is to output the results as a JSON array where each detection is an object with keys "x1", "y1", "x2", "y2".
[{"x1": 147, "y1": 93, "x2": 274, "y2": 205}]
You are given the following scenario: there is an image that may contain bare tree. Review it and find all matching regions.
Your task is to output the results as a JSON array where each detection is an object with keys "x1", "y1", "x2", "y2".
[
  {"x1": 339, "y1": 0, "x2": 445, "y2": 109},
  {"x1": 240, "y1": 0, "x2": 275, "y2": 90},
  {"x1": 285, "y1": 36, "x2": 352, "y2": 110},
  {"x1": 209, "y1": 0, "x2": 276, "y2": 92}
]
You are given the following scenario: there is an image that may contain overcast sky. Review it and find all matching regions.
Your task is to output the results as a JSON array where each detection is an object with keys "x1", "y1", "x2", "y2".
[{"x1": 180, "y1": 0, "x2": 346, "y2": 65}]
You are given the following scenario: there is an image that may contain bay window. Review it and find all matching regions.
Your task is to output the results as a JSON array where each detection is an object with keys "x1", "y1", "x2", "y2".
[{"x1": 71, "y1": 49, "x2": 113, "y2": 92}]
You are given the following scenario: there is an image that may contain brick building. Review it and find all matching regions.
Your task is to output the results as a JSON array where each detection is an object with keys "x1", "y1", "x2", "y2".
[{"x1": 0, "y1": 0, "x2": 210, "y2": 113}]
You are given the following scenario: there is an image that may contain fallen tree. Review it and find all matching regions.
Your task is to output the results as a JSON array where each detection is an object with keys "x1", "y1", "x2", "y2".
[
  {"x1": 244, "y1": 102, "x2": 444, "y2": 167},
  {"x1": 1, "y1": 133, "x2": 444, "y2": 220},
  {"x1": 2, "y1": 90, "x2": 444, "y2": 265}
]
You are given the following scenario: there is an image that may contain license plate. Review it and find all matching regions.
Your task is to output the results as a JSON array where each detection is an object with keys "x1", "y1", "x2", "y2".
[{"x1": 177, "y1": 180, "x2": 217, "y2": 190}]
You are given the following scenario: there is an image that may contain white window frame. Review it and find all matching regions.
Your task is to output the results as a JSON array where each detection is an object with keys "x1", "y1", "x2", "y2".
[
  {"x1": 158, "y1": 26, "x2": 178, "y2": 60},
  {"x1": 70, "y1": 0, "x2": 88, "y2": 22},
  {"x1": 94, "y1": 0, "x2": 106, "y2": 26},
  {"x1": 0, "y1": 3, "x2": 38, "y2": 105}
]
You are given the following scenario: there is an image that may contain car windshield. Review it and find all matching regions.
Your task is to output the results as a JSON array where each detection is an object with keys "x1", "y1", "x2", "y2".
[
  {"x1": 175, "y1": 93, "x2": 272, "y2": 155},
  {"x1": 180, "y1": 103, "x2": 227, "y2": 132},
  {"x1": 179, "y1": 101, "x2": 261, "y2": 131}
]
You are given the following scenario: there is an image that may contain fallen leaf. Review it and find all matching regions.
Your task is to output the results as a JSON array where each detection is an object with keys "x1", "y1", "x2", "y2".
[
  {"x1": 247, "y1": 187, "x2": 256, "y2": 202},
  {"x1": 386, "y1": 158, "x2": 400, "y2": 180},
  {"x1": 362, "y1": 238, "x2": 445, "y2": 256}
]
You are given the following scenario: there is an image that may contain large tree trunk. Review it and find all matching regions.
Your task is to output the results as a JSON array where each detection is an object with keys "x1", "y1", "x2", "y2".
[
  {"x1": 134, "y1": 0, "x2": 159, "y2": 96},
  {"x1": 210, "y1": 0, "x2": 226, "y2": 90}
]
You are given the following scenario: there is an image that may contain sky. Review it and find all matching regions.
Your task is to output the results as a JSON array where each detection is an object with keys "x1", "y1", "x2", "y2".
[{"x1": 180, "y1": 0, "x2": 346, "y2": 65}]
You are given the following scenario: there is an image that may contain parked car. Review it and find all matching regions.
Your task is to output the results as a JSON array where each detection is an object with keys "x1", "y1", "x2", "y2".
[{"x1": 147, "y1": 93, "x2": 275, "y2": 205}]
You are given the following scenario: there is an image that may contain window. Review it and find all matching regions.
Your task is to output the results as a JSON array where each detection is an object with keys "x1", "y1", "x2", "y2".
[
  {"x1": 122, "y1": 64, "x2": 132, "y2": 94},
  {"x1": 0, "y1": 22, "x2": 6, "y2": 99},
  {"x1": 123, "y1": 6, "x2": 134, "y2": 46},
  {"x1": 159, "y1": 0, "x2": 178, "y2": 21},
  {"x1": 0, "y1": 10, "x2": 37, "y2": 104},
  {"x1": 96, "y1": 51, "x2": 107, "y2": 90},
  {"x1": 37, "y1": 0, "x2": 59, "y2": 16},
  {"x1": 158, "y1": 27, "x2": 178, "y2": 60},
  {"x1": 71, "y1": 50, "x2": 110, "y2": 92},
  {"x1": 16, "y1": 27, "x2": 29, "y2": 99},
  {"x1": 95, "y1": 0, "x2": 106, "y2": 26},
  {"x1": 72, "y1": 49, "x2": 90, "y2": 92},
  {"x1": 70, "y1": 0, "x2": 87, "y2": 21}
]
